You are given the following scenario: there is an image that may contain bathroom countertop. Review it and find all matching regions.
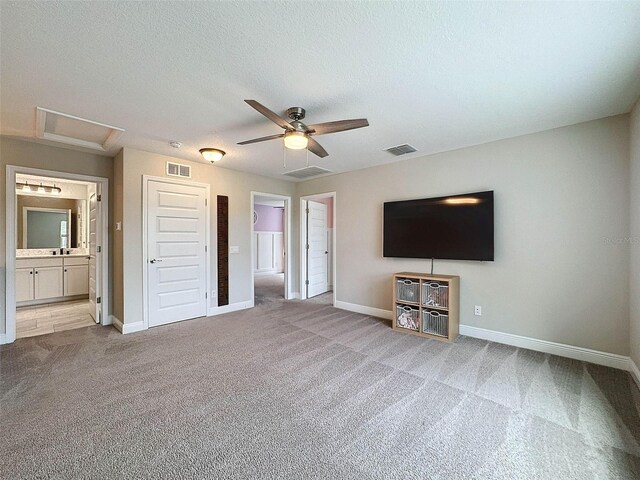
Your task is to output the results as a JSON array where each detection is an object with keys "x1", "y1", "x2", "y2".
[{"x1": 16, "y1": 254, "x2": 90, "y2": 260}]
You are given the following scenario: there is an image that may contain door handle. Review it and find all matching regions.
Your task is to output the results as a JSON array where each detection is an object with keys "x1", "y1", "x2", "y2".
[{"x1": 149, "y1": 259, "x2": 163, "y2": 264}]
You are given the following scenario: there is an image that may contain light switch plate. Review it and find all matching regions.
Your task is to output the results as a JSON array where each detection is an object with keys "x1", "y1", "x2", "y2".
[{"x1": 229, "y1": 246, "x2": 239, "y2": 254}]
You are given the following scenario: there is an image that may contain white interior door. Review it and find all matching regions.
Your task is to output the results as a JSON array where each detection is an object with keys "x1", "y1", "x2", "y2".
[
  {"x1": 88, "y1": 193, "x2": 99, "y2": 322},
  {"x1": 257, "y1": 233, "x2": 274, "y2": 271},
  {"x1": 147, "y1": 180, "x2": 207, "y2": 327},
  {"x1": 306, "y1": 200, "x2": 328, "y2": 297}
]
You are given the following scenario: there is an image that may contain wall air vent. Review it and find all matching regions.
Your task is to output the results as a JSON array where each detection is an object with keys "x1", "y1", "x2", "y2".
[
  {"x1": 282, "y1": 166, "x2": 332, "y2": 180},
  {"x1": 384, "y1": 144, "x2": 417, "y2": 156},
  {"x1": 166, "y1": 161, "x2": 191, "y2": 178},
  {"x1": 35, "y1": 107, "x2": 124, "y2": 152}
]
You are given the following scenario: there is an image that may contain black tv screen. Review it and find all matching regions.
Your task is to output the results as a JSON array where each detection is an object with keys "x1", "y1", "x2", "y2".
[{"x1": 383, "y1": 191, "x2": 494, "y2": 261}]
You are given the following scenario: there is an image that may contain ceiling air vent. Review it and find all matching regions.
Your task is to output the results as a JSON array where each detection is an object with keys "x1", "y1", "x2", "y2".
[
  {"x1": 384, "y1": 144, "x2": 417, "y2": 156},
  {"x1": 166, "y1": 161, "x2": 191, "y2": 178},
  {"x1": 282, "y1": 166, "x2": 332, "y2": 180}
]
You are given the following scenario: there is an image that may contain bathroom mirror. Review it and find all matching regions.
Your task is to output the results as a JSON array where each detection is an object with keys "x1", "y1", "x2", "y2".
[{"x1": 22, "y1": 207, "x2": 73, "y2": 249}]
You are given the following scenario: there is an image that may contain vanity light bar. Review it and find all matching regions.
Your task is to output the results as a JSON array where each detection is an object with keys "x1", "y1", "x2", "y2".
[{"x1": 16, "y1": 182, "x2": 62, "y2": 195}]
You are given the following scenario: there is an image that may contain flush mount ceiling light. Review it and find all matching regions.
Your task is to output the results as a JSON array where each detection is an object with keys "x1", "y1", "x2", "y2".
[
  {"x1": 283, "y1": 131, "x2": 308, "y2": 150},
  {"x1": 16, "y1": 181, "x2": 62, "y2": 195},
  {"x1": 199, "y1": 148, "x2": 225, "y2": 163}
]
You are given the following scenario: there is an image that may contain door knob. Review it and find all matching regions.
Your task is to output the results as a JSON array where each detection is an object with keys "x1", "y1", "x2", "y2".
[{"x1": 150, "y1": 259, "x2": 163, "y2": 264}]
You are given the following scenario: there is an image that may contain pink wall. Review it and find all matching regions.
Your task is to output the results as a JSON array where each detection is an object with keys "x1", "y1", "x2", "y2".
[
  {"x1": 254, "y1": 204, "x2": 284, "y2": 232},
  {"x1": 316, "y1": 196, "x2": 334, "y2": 228}
]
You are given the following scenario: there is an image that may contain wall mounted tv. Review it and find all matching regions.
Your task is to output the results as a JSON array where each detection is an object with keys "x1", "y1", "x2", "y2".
[{"x1": 383, "y1": 191, "x2": 494, "y2": 261}]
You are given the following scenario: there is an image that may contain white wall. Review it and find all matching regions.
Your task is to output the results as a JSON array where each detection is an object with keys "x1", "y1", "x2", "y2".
[
  {"x1": 630, "y1": 101, "x2": 640, "y2": 368},
  {"x1": 296, "y1": 115, "x2": 631, "y2": 356},
  {"x1": 115, "y1": 148, "x2": 295, "y2": 324}
]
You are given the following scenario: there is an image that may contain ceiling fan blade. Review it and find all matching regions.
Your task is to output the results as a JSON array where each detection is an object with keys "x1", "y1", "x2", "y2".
[
  {"x1": 307, "y1": 118, "x2": 369, "y2": 135},
  {"x1": 237, "y1": 133, "x2": 284, "y2": 145},
  {"x1": 244, "y1": 100, "x2": 293, "y2": 131},
  {"x1": 306, "y1": 137, "x2": 329, "y2": 158}
]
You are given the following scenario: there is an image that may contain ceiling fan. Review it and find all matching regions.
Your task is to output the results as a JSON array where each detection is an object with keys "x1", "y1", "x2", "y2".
[{"x1": 238, "y1": 99, "x2": 369, "y2": 158}]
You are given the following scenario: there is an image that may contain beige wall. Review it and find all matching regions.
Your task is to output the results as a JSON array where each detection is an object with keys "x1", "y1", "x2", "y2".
[
  {"x1": 630, "y1": 101, "x2": 640, "y2": 368},
  {"x1": 296, "y1": 115, "x2": 631, "y2": 356},
  {"x1": 0, "y1": 136, "x2": 114, "y2": 336},
  {"x1": 114, "y1": 148, "x2": 296, "y2": 324}
]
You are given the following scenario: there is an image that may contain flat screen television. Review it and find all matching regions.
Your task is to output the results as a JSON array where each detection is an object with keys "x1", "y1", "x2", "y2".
[{"x1": 383, "y1": 191, "x2": 494, "y2": 261}]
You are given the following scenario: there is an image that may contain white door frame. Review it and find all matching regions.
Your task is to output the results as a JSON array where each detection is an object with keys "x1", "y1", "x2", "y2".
[
  {"x1": 299, "y1": 192, "x2": 336, "y2": 303},
  {"x1": 142, "y1": 175, "x2": 211, "y2": 330},
  {"x1": 4, "y1": 165, "x2": 110, "y2": 344},
  {"x1": 250, "y1": 191, "x2": 293, "y2": 301}
]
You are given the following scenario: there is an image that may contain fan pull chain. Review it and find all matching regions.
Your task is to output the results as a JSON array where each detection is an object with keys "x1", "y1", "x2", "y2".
[
  {"x1": 283, "y1": 142, "x2": 286, "y2": 169},
  {"x1": 306, "y1": 146, "x2": 309, "y2": 168}
]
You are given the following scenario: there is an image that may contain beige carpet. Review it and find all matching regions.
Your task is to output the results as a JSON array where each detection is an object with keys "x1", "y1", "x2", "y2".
[{"x1": 1, "y1": 294, "x2": 639, "y2": 479}]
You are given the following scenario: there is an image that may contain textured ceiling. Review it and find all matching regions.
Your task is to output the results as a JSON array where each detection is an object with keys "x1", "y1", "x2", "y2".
[{"x1": 2, "y1": 1, "x2": 640, "y2": 181}]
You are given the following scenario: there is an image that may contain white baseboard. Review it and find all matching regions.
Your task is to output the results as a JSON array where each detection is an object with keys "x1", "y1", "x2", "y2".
[
  {"x1": 333, "y1": 300, "x2": 633, "y2": 372},
  {"x1": 289, "y1": 291, "x2": 300, "y2": 300},
  {"x1": 459, "y1": 324, "x2": 630, "y2": 371},
  {"x1": 207, "y1": 300, "x2": 253, "y2": 317},
  {"x1": 334, "y1": 300, "x2": 394, "y2": 320},
  {"x1": 629, "y1": 358, "x2": 640, "y2": 389},
  {"x1": 111, "y1": 315, "x2": 145, "y2": 335},
  {"x1": 0, "y1": 333, "x2": 9, "y2": 345}
]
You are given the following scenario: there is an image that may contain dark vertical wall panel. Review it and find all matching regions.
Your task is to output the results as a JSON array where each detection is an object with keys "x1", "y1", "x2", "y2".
[{"x1": 217, "y1": 195, "x2": 229, "y2": 306}]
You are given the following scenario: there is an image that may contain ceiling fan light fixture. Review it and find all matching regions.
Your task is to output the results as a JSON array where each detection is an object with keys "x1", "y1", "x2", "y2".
[
  {"x1": 200, "y1": 148, "x2": 225, "y2": 163},
  {"x1": 284, "y1": 131, "x2": 308, "y2": 150}
]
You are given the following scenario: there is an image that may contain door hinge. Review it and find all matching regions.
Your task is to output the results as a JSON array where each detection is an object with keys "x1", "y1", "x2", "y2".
[
  {"x1": 306, "y1": 244, "x2": 309, "y2": 250},
  {"x1": 97, "y1": 297, "x2": 101, "y2": 304},
  {"x1": 305, "y1": 280, "x2": 309, "y2": 285},
  {"x1": 205, "y1": 292, "x2": 208, "y2": 299},
  {"x1": 97, "y1": 194, "x2": 102, "y2": 202},
  {"x1": 97, "y1": 246, "x2": 102, "y2": 253},
  {"x1": 205, "y1": 245, "x2": 207, "y2": 253},
  {"x1": 205, "y1": 198, "x2": 208, "y2": 206},
  {"x1": 305, "y1": 208, "x2": 309, "y2": 214}
]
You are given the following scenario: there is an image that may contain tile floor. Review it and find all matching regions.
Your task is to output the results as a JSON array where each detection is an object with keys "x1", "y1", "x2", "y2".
[{"x1": 16, "y1": 299, "x2": 96, "y2": 338}]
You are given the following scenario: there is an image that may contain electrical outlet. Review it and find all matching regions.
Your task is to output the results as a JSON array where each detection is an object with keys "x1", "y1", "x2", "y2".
[
  {"x1": 474, "y1": 305, "x2": 482, "y2": 316},
  {"x1": 211, "y1": 290, "x2": 216, "y2": 298}
]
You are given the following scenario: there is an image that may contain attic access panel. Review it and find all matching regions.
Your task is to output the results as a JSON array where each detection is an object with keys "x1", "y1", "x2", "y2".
[{"x1": 36, "y1": 107, "x2": 124, "y2": 151}]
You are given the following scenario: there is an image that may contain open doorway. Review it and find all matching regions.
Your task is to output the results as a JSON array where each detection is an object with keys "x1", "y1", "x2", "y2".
[
  {"x1": 299, "y1": 192, "x2": 336, "y2": 304},
  {"x1": 5, "y1": 166, "x2": 110, "y2": 344},
  {"x1": 251, "y1": 192, "x2": 292, "y2": 306}
]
